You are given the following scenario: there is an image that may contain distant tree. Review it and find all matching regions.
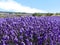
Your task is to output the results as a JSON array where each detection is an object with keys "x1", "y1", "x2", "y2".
[
  {"x1": 55, "y1": 13, "x2": 60, "y2": 15},
  {"x1": 32, "y1": 13, "x2": 54, "y2": 16},
  {"x1": 9, "y1": 12, "x2": 13, "y2": 14},
  {"x1": 45, "y1": 13, "x2": 53, "y2": 16},
  {"x1": 32, "y1": 13, "x2": 42, "y2": 16}
]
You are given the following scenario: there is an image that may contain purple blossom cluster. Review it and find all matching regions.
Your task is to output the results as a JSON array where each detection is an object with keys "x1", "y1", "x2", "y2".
[{"x1": 0, "y1": 16, "x2": 60, "y2": 45}]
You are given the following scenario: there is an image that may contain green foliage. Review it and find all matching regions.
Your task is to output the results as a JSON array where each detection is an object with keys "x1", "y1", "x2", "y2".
[
  {"x1": 32, "y1": 13, "x2": 43, "y2": 16},
  {"x1": 45, "y1": 13, "x2": 53, "y2": 16},
  {"x1": 55, "y1": 13, "x2": 60, "y2": 15},
  {"x1": 32, "y1": 13, "x2": 53, "y2": 16},
  {"x1": 9, "y1": 12, "x2": 13, "y2": 14}
]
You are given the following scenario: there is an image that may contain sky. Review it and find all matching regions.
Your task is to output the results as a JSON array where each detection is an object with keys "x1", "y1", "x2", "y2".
[{"x1": 0, "y1": 0, "x2": 60, "y2": 13}]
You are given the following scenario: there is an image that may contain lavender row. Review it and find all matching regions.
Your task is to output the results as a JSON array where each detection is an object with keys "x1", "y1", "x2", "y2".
[{"x1": 0, "y1": 16, "x2": 60, "y2": 45}]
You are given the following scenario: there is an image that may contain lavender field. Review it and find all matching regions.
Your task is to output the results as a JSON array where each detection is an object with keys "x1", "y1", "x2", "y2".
[{"x1": 0, "y1": 16, "x2": 60, "y2": 45}]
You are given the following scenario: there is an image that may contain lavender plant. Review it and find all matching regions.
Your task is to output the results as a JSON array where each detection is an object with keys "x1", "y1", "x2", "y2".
[{"x1": 0, "y1": 16, "x2": 60, "y2": 45}]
